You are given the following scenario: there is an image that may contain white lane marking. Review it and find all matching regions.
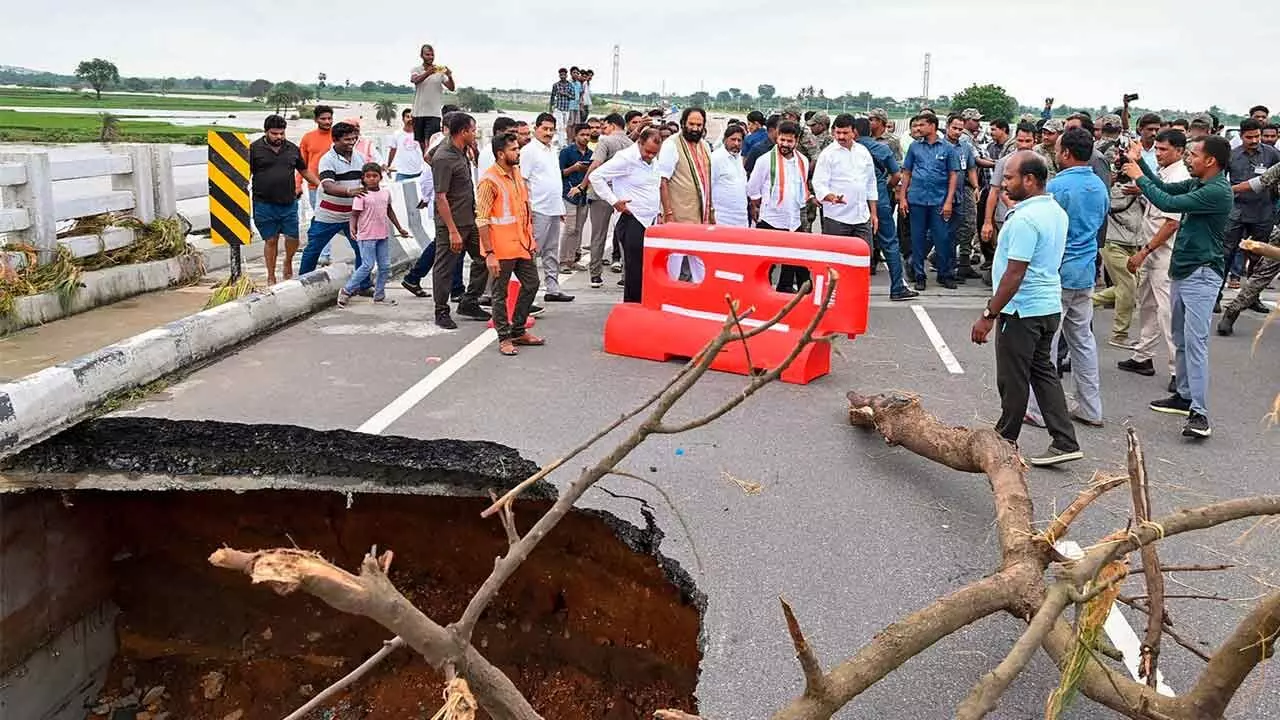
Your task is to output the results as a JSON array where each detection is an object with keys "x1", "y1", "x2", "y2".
[
  {"x1": 714, "y1": 269, "x2": 745, "y2": 282},
  {"x1": 356, "y1": 329, "x2": 496, "y2": 435},
  {"x1": 660, "y1": 303, "x2": 791, "y2": 333},
  {"x1": 644, "y1": 237, "x2": 871, "y2": 268},
  {"x1": 910, "y1": 305, "x2": 964, "y2": 375},
  {"x1": 1056, "y1": 540, "x2": 1175, "y2": 696}
]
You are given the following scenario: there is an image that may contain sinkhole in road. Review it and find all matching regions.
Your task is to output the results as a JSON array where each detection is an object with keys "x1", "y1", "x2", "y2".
[{"x1": 0, "y1": 419, "x2": 703, "y2": 720}]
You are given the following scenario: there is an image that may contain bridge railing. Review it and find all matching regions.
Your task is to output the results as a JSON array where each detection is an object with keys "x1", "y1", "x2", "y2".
[{"x1": 0, "y1": 144, "x2": 211, "y2": 268}]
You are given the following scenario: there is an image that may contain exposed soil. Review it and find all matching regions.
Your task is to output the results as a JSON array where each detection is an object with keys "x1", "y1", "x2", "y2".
[{"x1": 77, "y1": 490, "x2": 702, "y2": 720}]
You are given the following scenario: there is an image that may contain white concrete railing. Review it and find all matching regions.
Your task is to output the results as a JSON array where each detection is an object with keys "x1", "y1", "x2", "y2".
[{"x1": 0, "y1": 144, "x2": 211, "y2": 266}]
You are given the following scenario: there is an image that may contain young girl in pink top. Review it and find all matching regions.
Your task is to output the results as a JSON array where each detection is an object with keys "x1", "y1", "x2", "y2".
[{"x1": 338, "y1": 163, "x2": 409, "y2": 306}]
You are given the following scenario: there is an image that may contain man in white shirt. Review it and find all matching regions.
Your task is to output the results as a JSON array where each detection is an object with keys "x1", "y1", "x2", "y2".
[
  {"x1": 710, "y1": 124, "x2": 749, "y2": 227},
  {"x1": 747, "y1": 121, "x2": 811, "y2": 292},
  {"x1": 813, "y1": 113, "x2": 878, "y2": 241},
  {"x1": 1118, "y1": 129, "x2": 1189, "y2": 389},
  {"x1": 386, "y1": 108, "x2": 425, "y2": 181},
  {"x1": 522, "y1": 113, "x2": 574, "y2": 302},
  {"x1": 571, "y1": 113, "x2": 633, "y2": 284},
  {"x1": 588, "y1": 127, "x2": 664, "y2": 303}
]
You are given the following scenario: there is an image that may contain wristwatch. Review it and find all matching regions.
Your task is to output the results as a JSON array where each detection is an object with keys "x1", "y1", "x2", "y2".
[{"x1": 982, "y1": 305, "x2": 997, "y2": 320}]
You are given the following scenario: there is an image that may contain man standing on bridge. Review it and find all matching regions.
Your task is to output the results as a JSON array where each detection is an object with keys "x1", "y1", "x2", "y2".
[
  {"x1": 298, "y1": 122, "x2": 372, "y2": 295},
  {"x1": 410, "y1": 44, "x2": 454, "y2": 151},
  {"x1": 478, "y1": 132, "x2": 544, "y2": 357},
  {"x1": 971, "y1": 151, "x2": 1082, "y2": 467},
  {"x1": 430, "y1": 112, "x2": 491, "y2": 329},
  {"x1": 249, "y1": 114, "x2": 320, "y2": 285},
  {"x1": 589, "y1": 127, "x2": 665, "y2": 303}
]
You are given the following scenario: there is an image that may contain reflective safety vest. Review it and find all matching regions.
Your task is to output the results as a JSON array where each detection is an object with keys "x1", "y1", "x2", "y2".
[{"x1": 479, "y1": 164, "x2": 535, "y2": 260}]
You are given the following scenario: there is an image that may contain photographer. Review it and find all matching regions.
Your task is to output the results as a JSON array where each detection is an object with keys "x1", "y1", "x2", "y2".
[{"x1": 1119, "y1": 134, "x2": 1233, "y2": 439}]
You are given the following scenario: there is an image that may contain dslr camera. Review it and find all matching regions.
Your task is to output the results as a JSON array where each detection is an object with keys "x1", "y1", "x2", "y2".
[{"x1": 1123, "y1": 93, "x2": 1140, "y2": 104}]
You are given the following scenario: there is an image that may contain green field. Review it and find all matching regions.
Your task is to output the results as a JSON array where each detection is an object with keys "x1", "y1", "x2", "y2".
[
  {"x1": 0, "y1": 87, "x2": 257, "y2": 112},
  {"x1": 0, "y1": 110, "x2": 253, "y2": 144}
]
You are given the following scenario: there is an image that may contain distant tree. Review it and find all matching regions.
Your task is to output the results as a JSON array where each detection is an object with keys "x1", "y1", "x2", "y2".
[
  {"x1": 267, "y1": 81, "x2": 304, "y2": 113},
  {"x1": 316, "y1": 72, "x2": 327, "y2": 99},
  {"x1": 728, "y1": 87, "x2": 741, "y2": 102},
  {"x1": 375, "y1": 99, "x2": 398, "y2": 126},
  {"x1": 244, "y1": 79, "x2": 272, "y2": 98},
  {"x1": 360, "y1": 80, "x2": 378, "y2": 94},
  {"x1": 456, "y1": 87, "x2": 495, "y2": 113},
  {"x1": 949, "y1": 83, "x2": 1018, "y2": 122},
  {"x1": 75, "y1": 58, "x2": 120, "y2": 100},
  {"x1": 160, "y1": 77, "x2": 176, "y2": 94},
  {"x1": 757, "y1": 84, "x2": 776, "y2": 101},
  {"x1": 689, "y1": 91, "x2": 710, "y2": 107},
  {"x1": 122, "y1": 77, "x2": 149, "y2": 92},
  {"x1": 202, "y1": 79, "x2": 214, "y2": 90},
  {"x1": 715, "y1": 90, "x2": 731, "y2": 104}
]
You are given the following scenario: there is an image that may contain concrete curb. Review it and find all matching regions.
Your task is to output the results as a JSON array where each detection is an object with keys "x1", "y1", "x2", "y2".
[
  {"x1": 0, "y1": 241, "x2": 266, "y2": 336},
  {"x1": 0, "y1": 261, "x2": 359, "y2": 460}
]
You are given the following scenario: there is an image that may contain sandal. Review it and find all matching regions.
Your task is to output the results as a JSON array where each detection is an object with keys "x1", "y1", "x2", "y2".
[
  {"x1": 499, "y1": 340, "x2": 519, "y2": 356},
  {"x1": 512, "y1": 333, "x2": 545, "y2": 347}
]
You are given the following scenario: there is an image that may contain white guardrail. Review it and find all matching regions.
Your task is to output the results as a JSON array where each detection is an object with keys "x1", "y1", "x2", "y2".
[{"x1": 0, "y1": 144, "x2": 210, "y2": 266}]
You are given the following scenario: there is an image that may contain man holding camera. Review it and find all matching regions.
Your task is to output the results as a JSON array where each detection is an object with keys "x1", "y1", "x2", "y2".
[{"x1": 1120, "y1": 135, "x2": 1233, "y2": 439}]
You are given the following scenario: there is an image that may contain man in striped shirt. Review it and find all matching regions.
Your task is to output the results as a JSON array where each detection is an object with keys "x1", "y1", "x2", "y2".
[{"x1": 299, "y1": 122, "x2": 371, "y2": 291}]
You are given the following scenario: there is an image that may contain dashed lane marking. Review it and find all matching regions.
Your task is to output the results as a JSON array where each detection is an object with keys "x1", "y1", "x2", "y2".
[{"x1": 910, "y1": 305, "x2": 964, "y2": 375}]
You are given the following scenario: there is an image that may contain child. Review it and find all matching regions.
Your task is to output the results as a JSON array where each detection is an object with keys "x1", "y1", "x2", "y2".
[{"x1": 338, "y1": 163, "x2": 409, "y2": 307}]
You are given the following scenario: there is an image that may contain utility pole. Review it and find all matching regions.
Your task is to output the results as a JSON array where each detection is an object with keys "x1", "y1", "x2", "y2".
[
  {"x1": 922, "y1": 53, "x2": 931, "y2": 106},
  {"x1": 611, "y1": 44, "x2": 620, "y2": 95}
]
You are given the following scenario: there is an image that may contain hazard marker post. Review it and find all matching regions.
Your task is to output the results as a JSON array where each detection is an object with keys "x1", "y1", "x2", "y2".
[{"x1": 207, "y1": 130, "x2": 252, "y2": 281}]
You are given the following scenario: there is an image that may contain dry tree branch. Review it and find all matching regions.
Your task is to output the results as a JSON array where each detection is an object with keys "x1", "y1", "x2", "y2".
[
  {"x1": 1115, "y1": 596, "x2": 1212, "y2": 663},
  {"x1": 1125, "y1": 428, "x2": 1167, "y2": 688},
  {"x1": 1129, "y1": 564, "x2": 1234, "y2": 575},
  {"x1": 488, "y1": 490, "x2": 520, "y2": 547},
  {"x1": 281, "y1": 636, "x2": 406, "y2": 720},
  {"x1": 1038, "y1": 473, "x2": 1129, "y2": 549},
  {"x1": 209, "y1": 548, "x2": 541, "y2": 720},
  {"x1": 780, "y1": 597, "x2": 826, "y2": 698}
]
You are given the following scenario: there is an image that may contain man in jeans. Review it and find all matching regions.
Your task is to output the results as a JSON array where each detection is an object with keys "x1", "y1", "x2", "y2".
[
  {"x1": 970, "y1": 151, "x2": 1081, "y2": 467},
  {"x1": 1025, "y1": 127, "x2": 1108, "y2": 429},
  {"x1": 1121, "y1": 136, "x2": 1233, "y2": 439},
  {"x1": 298, "y1": 122, "x2": 370, "y2": 293},
  {"x1": 854, "y1": 116, "x2": 917, "y2": 300},
  {"x1": 899, "y1": 113, "x2": 960, "y2": 290},
  {"x1": 558, "y1": 123, "x2": 593, "y2": 274}
]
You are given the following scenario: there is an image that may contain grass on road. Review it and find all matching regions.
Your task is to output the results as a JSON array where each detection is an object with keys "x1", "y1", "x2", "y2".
[
  {"x1": 0, "y1": 109, "x2": 253, "y2": 144},
  {"x1": 0, "y1": 87, "x2": 256, "y2": 111}
]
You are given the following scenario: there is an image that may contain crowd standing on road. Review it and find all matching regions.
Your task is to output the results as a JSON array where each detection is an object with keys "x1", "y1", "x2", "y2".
[{"x1": 241, "y1": 47, "x2": 1277, "y2": 446}]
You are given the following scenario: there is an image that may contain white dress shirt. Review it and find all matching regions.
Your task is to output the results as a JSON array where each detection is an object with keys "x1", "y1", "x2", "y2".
[
  {"x1": 812, "y1": 140, "x2": 877, "y2": 225},
  {"x1": 746, "y1": 149, "x2": 808, "y2": 230},
  {"x1": 588, "y1": 143, "x2": 663, "y2": 227},
  {"x1": 710, "y1": 146, "x2": 748, "y2": 227},
  {"x1": 521, "y1": 138, "x2": 564, "y2": 216}
]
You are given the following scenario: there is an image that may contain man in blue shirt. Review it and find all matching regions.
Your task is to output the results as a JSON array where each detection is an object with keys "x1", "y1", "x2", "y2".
[
  {"x1": 559, "y1": 123, "x2": 593, "y2": 273},
  {"x1": 1025, "y1": 127, "x2": 1109, "y2": 428},
  {"x1": 899, "y1": 113, "x2": 960, "y2": 289},
  {"x1": 971, "y1": 150, "x2": 1082, "y2": 467},
  {"x1": 854, "y1": 117, "x2": 916, "y2": 300}
]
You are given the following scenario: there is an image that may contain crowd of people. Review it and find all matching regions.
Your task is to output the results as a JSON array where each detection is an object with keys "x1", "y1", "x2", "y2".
[{"x1": 243, "y1": 48, "x2": 1276, "y2": 441}]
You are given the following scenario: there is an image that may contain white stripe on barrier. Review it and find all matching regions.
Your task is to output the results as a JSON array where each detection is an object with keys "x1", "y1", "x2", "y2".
[
  {"x1": 645, "y1": 237, "x2": 871, "y2": 268},
  {"x1": 714, "y1": 270, "x2": 745, "y2": 282},
  {"x1": 660, "y1": 303, "x2": 791, "y2": 334},
  {"x1": 813, "y1": 275, "x2": 825, "y2": 306}
]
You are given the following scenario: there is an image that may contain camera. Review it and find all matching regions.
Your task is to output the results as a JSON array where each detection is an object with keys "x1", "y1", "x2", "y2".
[{"x1": 1123, "y1": 93, "x2": 1140, "y2": 104}]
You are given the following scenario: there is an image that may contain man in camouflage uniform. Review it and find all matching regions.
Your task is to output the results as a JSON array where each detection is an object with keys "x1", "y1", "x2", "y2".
[
  {"x1": 1218, "y1": 162, "x2": 1280, "y2": 335},
  {"x1": 868, "y1": 108, "x2": 903, "y2": 162},
  {"x1": 808, "y1": 111, "x2": 834, "y2": 153},
  {"x1": 1094, "y1": 113, "x2": 1125, "y2": 167},
  {"x1": 782, "y1": 106, "x2": 821, "y2": 232},
  {"x1": 1034, "y1": 118, "x2": 1063, "y2": 177}
]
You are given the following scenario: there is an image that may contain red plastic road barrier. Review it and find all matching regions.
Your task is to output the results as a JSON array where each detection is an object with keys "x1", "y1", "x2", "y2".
[
  {"x1": 487, "y1": 275, "x2": 536, "y2": 330},
  {"x1": 603, "y1": 223, "x2": 870, "y2": 384}
]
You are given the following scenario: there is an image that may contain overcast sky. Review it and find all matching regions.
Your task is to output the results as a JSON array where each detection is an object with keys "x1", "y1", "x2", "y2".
[{"x1": 7, "y1": 0, "x2": 1275, "y2": 114}]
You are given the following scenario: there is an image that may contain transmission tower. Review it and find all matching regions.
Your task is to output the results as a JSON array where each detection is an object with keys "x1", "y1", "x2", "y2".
[
  {"x1": 922, "y1": 53, "x2": 931, "y2": 105},
  {"x1": 611, "y1": 45, "x2": 620, "y2": 95}
]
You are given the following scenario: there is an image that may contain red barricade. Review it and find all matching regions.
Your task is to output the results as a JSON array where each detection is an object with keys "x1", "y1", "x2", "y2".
[
  {"x1": 603, "y1": 223, "x2": 870, "y2": 384},
  {"x1": 487, "y1": 276, "x2": 536, "y2": 330}
]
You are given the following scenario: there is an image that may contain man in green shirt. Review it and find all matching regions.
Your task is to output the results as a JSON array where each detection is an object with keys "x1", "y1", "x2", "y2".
[{"x1": 1120, "y1": 135, "x2": 1232, "y2": 439}]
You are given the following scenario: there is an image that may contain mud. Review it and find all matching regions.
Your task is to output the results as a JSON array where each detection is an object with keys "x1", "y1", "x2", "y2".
[{"x1": 78, "y1": 491, "x2": 702, "y2": 719}]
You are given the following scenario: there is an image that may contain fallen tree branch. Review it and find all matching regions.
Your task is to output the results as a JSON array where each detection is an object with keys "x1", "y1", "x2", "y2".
[
  {"x1": 1178, "y1": 590, "x2": 1280, "y2": 717},
  {"x1": 1126, "y1": 428, "x2": 1166, "y2": 688},
  {"x1": 780, "y1": 597, "x2": 826, "y2": 698},
  {"x1": 1039, "y1": 472, "x2": 1128, "y2": 548},
  {"x1": 1116, "y1": 597, "x2": 1212, "y2": 662},
  {"x1": 282, "y1": 635, "x2": 406, "y2": 720}
]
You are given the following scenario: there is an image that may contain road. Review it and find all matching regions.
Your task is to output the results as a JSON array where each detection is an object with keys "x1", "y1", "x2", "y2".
[{"x1": 116, "y1": 256, "x2": 1280, "y2": 718}]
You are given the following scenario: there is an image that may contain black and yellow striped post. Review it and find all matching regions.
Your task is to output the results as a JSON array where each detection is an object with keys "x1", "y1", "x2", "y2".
[{"x1": 207, "y1": 130, "x2": 252, "y2": 280}]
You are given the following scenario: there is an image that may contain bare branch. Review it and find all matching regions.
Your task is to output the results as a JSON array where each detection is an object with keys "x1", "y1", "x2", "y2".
[
  {"x1": 1180, "y1": 590, "x2": 1280, "y2": 717},
  {"x1": 653, "y1": 711, "x2": 703, "y2": 720},
  {"x1": 1129, "y1": 563, "x2": 1234, "y2": 575},
  {"x1": 209, "y1": 548, "x2": 542, "y2": 720},
  {"x1": 726, "y1": 295, "x2": 757, "y2": 374},
  {"x1": 489, "y1": 490, "x2": 520, "y2": 546},
  {"x1": 1125, "y1": 428, "x2": 1166, "y2": 688},
  {"x1": 283, "y1": 636, "x2": 406, "y2": 720},
  {"x1": 1038, "y1": 473, "x2": 1128, "y2": 548},
  {"x1": 956, "y1": 583, "x2": 1074, "y2": 719},
  {"x1": 1115, "y1": 596, "x2": 1212, "y2": 662},
  {"x1": 780, "y1": 596, "x2": 826, "y2": 697}
]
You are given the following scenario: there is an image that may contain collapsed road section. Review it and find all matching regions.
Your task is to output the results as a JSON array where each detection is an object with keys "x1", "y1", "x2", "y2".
[{"x1": 0, "y1": 418, "x2": 703, "y2": 719}]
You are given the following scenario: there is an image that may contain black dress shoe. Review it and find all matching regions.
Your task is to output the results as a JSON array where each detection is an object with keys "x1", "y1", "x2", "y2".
[
  {"x1": 435, "y1": 312, "x2": 458, "y2": 330},
  {"x1": 939, "y1": 279, "x2": 957, "y2": 290},
  {"x1": 915, "y1": 278, "x2": 926, "y2": 291},
  {"x1": 543, "y1": 292, "x2": 575, "y2": 302},
  {"x1": 456, "y1": 304, "x2": 492, "y2": 321},
  {"x1": 1248, "y1": 299, "x2": 1271, "y2": 314}
]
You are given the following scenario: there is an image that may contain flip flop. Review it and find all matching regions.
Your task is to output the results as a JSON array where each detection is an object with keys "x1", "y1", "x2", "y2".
[
  {"x1": 499, "y1": 341, "x2": 519, "y2": 356},
  {"x1": 512, "y1": 334, "x2": 545, "y2": 347}
]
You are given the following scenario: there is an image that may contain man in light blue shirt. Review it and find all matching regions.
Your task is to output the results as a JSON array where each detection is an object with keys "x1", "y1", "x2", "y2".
[
  {"x1": 1026, "y1": 127, "x2": 1109, "y2": 428},
  {"x1": 971, "y1": 150, "x2": 1081, "y2": 467}
]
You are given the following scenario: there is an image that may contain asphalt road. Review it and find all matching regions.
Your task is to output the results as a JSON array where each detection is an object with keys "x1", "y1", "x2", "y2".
[{"x1": 118, "y1": 257, "x2": 1280, "y2": 719}]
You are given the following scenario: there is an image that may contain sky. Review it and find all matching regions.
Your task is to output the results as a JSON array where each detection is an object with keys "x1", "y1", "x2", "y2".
[{"x1": 7, "y1": 0, "x2": 1276, "y2": 115}]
